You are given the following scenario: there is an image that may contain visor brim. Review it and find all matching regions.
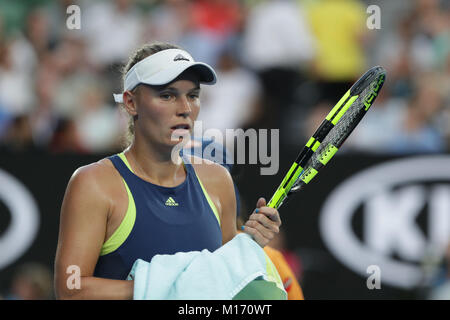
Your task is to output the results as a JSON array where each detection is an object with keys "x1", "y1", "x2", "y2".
[
  {"x1": 113, "y1": 62, "x2": 216, "y2": 103},
  {"x1": 140, "y1": 61, "x2": 217, "y2": 86}
]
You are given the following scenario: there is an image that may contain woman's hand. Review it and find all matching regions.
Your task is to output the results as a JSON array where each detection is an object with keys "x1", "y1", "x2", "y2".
[{"x1": 242, "y1": 197, "x2": 281, "y2": 247}]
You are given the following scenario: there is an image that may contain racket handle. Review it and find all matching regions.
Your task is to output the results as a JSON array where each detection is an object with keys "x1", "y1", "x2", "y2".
[{"x1": 267, "y1": 193, "x2": 284, "y2": 209}]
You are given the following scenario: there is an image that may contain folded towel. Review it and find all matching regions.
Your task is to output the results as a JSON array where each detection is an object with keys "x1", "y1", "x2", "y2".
[{"x1": 127, "y1": 233, "x2": 287, "y2": 300}]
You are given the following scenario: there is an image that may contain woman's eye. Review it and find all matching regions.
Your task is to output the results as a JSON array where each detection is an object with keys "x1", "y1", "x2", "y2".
[
  {"x1": 160, "y1": 93, "x2": 172, "y2": 100},
  {"x1": 189, "y1": 93, "x2": 199, "y2": 99}
]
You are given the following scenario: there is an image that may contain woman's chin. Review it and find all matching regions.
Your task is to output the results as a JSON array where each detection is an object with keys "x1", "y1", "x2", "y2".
[{"x1": 169, "y1": 131, "x2": 191, "y2": 145}]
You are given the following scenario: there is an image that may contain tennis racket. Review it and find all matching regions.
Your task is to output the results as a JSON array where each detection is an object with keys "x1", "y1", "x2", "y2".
[{"x1": 267, "y1": 66, "x2": 386, "y2": 209}]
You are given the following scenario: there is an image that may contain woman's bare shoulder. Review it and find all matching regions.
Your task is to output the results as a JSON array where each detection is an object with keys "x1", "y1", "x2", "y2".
[
  {"x1": 188, "y1": 155, "x2": 232, "y2": 184},
  {"x1": 66, "y1": 157, "x2": 122, "y2": 200}
]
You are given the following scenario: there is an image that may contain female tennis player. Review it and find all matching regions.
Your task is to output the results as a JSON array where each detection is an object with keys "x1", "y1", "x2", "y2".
[{"x1": 54, "y1": 42, "x2": 281, "y2": 299}]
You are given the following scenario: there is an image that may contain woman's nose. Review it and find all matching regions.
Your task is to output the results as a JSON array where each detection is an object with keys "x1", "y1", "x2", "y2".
[{"x1": 177, "y1": 96, "x2": 192, "y2": 116}]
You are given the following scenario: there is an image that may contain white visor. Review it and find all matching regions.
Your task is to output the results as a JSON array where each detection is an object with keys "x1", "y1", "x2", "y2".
[{"x1": 113, "y1": 48, "x2": 217, "y2": 103}]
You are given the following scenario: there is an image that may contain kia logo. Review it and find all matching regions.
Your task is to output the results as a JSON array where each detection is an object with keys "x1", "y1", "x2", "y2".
[
  {"x1": 0, "y1": 169, "x2": 40, "y2": 269},
  {"x1": 320, "y1": 155, "x2": 450, "y2": 289}
]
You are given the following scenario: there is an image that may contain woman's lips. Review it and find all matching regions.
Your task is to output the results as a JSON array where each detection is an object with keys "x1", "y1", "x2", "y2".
[{"x1": 170, "y1": 124, "x2": 191, "y2": 136}]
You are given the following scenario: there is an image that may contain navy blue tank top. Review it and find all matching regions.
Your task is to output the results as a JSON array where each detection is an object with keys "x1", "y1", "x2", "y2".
[{"x1": 93, "y1": 154, "x2": 223, "y2": 280}]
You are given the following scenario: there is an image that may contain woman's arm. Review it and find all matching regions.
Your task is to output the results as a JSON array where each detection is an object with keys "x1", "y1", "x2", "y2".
[
  {"x1": 54, "y1": 163, "x2": 134, "y2": 300},
  {"x1": 193, "y1": 159, "x2": 238, "y2": 245},
  {"x1": 215, "y1": 165, "x2": 239, "y2": 245},
  {"x1": 194, "y1": 159, "x2": 281, "y2": 247}
]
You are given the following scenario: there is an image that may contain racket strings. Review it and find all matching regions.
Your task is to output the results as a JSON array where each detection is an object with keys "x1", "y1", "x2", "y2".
[{"x1": 291, "y1": 71, "x2": 386, "y2": 191}]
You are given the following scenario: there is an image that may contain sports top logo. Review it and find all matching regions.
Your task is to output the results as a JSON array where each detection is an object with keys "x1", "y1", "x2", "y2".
[{"x1": 165, "y1": 197, "x2": 179, "y2": 206}]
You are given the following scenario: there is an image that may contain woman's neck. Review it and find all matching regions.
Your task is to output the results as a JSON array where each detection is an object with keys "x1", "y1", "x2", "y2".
[{"x1": 124, "y1": 138, "x2": 186, "y2": 187}]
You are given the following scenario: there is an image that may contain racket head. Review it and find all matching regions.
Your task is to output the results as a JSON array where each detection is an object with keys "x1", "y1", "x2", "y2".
[{"x1": 290, "y1": 66, "x2": 387, "y2": 193}]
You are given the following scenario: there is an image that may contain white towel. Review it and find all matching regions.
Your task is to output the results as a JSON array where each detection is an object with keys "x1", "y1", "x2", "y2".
[{"x1": 127, "y1": 233, "x2": 287, "y2": 300}]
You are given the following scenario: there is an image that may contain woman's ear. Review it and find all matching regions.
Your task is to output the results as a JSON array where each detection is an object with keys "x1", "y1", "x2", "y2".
[{"x1": 123, "y1": 91, "x2": 138, "y2": 117}]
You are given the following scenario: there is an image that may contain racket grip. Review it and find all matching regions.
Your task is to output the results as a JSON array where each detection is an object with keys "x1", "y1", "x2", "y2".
[{"x1": 267, "y1": 193, "x2": 285, "y2": 209}]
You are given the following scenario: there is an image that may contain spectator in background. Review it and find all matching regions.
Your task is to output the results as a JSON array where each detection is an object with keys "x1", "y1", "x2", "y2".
[
  {"x1": 23, "y1": 7, "x2": 52, "y2": 59},
  {"x1": 0, "y1": 21, "x2": 39, "y2": 151},
  {"x1": 242, "y1": 0, "x2": 315, "y2": 130},
  {"x1": 378, "y1": 1, "x2": 449, "y2": 89},
  {"x1": 1, "y1": 114, "x2": 36, "y2": 152},
  {"x1": 1, "y1": 6, "x2": 57, "y2": 150},
  {"x1": 442, "y1": 53, "x2": 450, "y2": 149},
  {"x1": 74, "y1": 82, "x2": 126, "y2": 153},
  {"x1": 0, "y1": 36, "x2": 35, "y2": 118},
  {"x1": 49, "y1": 118, "x2": 86, "y2": 153},
  {"x1": 51, "y1": 34, "x2": 95, "y2": 119},
  {"x1": 242, "y1": 0, "x2": 314, "y2": 73},
  {"x1": 144, "y1": 0, "x2": 194, "y2": 45},
  {"x1": 145, "y1": 0, "x2": 238, "y2": 68},
  {"x1": 7, "y1": 11, "x2": 39, "y2": 76},
  {"x1": 4, "y1": 262, "x2": 53, "y2": 300},
  {"x1": 0, "y1": 10, "x2": 3, "y2": 41},
  {"x1": 27, "y1": 55, "x2": 60, "y2": 148},
  {"x1": 179, "y1": 0, "x2": 244, "y2": 68},
  {"x1": 191, "y1": 0, "x2": 242, "y2": 40},
  {"x1": 373, "y1": 0, "x2": 449, "y2": 97},
  {"x1": 386, "y1": 75, "x2": 446, "y2": 154},
  {"x1": 306, "y1": 0, "x2": 367, "y2": 101},
  {"x1": 348, "y1": 74, "x2": 446, "y2": 154},
  {"x1": 82, "y1": 0, "x2": 144, "y2": 70},
  {"x1": 46, "y1": 0, "x2": 82, "y2": 44},
  {"x1": 374, "y1": 15, "x2": 416, "y2": 98},
  {"x1": 197, "y1": 44, "x2": 262, "y2": 148},
  {"x1": 408, "y1": 0, "x2": 449, "y2": 72}
]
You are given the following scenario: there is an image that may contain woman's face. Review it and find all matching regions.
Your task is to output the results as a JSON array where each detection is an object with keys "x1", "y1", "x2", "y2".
[{"x1": 129, "y1": 71, "x2": 201, "y2": 150}]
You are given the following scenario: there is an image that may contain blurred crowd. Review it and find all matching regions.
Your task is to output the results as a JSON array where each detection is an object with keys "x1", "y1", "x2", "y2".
[
  {"x1": 0, "y1": 262, "x2": 53, "y2": 300},
  {"x1": 0, "y1": 0, "x2": 449, "y2": 155}
]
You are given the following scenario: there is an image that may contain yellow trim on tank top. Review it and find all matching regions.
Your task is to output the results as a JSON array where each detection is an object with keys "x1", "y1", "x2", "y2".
[
  {"x1": 118, "y1": 152, "x2": 133, "y2": 171},
  {"x1": 193, "y1": 172, "x2": 221, "y2": 227},
  {"x1": 100, "y1": 177, "x2": 136, "y2": 256}
]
